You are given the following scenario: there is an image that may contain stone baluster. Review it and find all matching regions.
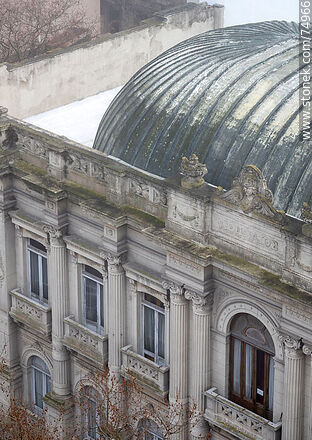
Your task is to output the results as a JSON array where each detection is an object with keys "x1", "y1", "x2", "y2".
[
  {"x1": 303, "y1": 345, "x2": 312, "y2": 439},
  {"x1": 44, "y1": 226, "x2": 70, "y2": 397},
  {"x1": 185, "y1": 290, "x2": 212, "y2": 439},
  {"x1": 281, "y1": 336, "x2": 304, "y2": 440},
  {"x1": 163, "y1": 281, "x2": 188, "y2": 440},
  {"x1": 105, "y1": 254, "x2": 126, "y2": 376}
]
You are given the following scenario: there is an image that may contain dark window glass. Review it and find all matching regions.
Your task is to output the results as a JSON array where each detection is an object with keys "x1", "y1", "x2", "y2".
[
  {"x1": 29, "y1": 239, "x2": 47, "y2": 252},
  {"x1": 30, "y1": 251, "x2": 40, "y2": 295},
  {"x1": 85, "y1": 278, "x2": 97, "y2": 323},
  {"x1": 85, "y1": 265, "x2": 102, "y2": 279}
]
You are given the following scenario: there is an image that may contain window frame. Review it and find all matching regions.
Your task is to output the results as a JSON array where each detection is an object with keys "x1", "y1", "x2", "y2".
[
  {"x1": 230, "y1": 335, "x2": 274, "y2": 421},
  {"x1": 82, "y1": 265, "x2": 104, "y2": 335},
  {"x1": 142, "y1": 294, "x2": 165, "y2": 366},
  {"x1": 27, "y1": 239, "x2": 48, "y2": 303},
  {"x1": 30, "y1": 357, "x2": 51, "y2": 415}
]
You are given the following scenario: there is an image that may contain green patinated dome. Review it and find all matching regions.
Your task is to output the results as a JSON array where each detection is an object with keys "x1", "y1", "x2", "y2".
[{"x1": 94, "y1": 21, "x2": 311, "y2": 218}]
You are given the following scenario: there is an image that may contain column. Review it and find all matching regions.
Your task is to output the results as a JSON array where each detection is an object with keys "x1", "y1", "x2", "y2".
[
  {"x1": 282, "y1": 336, "x2": 304, "y2": 440},
  {"x1": 185, "y1": 290, "x2": 211, "y2": 439},
  {"x1": 44, "y1": 226, "x2": 70, "y2": 397},
  {"x1": 106, "y1": 254, "x2": 125, "y2": 376},
  {"x1": 163, "y1": 281, "x2": 188, "y2": 440},
  {"x1": 303, "y1": 345, "x2": 312, "y2": 439}
]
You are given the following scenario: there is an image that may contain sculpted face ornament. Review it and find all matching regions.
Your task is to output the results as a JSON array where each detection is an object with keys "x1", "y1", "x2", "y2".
[
  {"x1": 180, "y1": 154, "x2": 207, "y2": 189},
  {"x1": 221, "y1": 165, "x2": 283, "y2": 220}
]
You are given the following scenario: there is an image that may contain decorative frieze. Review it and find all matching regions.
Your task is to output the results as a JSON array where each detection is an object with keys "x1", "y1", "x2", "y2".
[
  {"x1": 129, "y1": 178, "x2": 167, "y2": 207},
  {"x1": 17, "y1": 134, "x2": 48, "y2": 159},
  {"x1": 121, "y1": 345, "x2": 169, "y2": 394},
  {"x1": 167, "y1": 252, "x2": 202, "y2": 275}
]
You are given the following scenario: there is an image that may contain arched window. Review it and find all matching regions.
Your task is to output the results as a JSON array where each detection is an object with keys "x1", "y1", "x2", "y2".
[
  {"x1": 81, "y1": 386, "x2": 101, "y2": 440},
  {"x1": 30, "y1": 356, "x2": 51, "y2": 414},
  {"x1": 230, "y1": 314, "x2": 275, "y2": 420},
  {"x1": 142, "y1": 293, "x2": 165, "y2": 365},
  {"x1": 27, "y1": 239, "x2": 48, "y2": 302},
  {"x1": 139, "y1": 418, "x2": 163, "y2": 440}
]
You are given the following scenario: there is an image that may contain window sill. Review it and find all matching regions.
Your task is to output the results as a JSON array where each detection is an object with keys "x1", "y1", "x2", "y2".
[
  {"x1": 63, "y1": 316, "x2": 108, "y2": 364},
  {"x1": 121, "y1": 345, "x2": 169, "y2": 396},
  {"x1": 9, "y1": 288, "x2": 51, "y2": 337},
  {"x1": 204, "y1": 387, "x2": 282, "y2": 440}
]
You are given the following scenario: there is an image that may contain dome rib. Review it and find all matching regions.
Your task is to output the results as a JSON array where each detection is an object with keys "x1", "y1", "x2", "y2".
[{"x1": 94, "y1": 21, "x2": 310, "y2": 218}]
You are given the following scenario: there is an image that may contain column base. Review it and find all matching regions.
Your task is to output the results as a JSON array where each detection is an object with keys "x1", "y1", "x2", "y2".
[{"x1": 43, "y1": 392, "x2": 75, "y2": 439}]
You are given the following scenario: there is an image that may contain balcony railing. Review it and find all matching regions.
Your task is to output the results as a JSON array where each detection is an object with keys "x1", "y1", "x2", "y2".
[
  {"x1": 10, "y1": 288, "x2": 51, "y2": 337},
  {"x1": 63, "y1": 316, "x2": 108, "y2": 364},
  {"x1": 121, "y1": 345, "x2": 169, "y2": 395},
  {"x1": 204, "y1": 387, "x2": 282, "y2": 440}
]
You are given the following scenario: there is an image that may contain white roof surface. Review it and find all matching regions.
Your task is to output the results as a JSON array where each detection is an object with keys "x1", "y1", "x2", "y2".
[{"x1": 24, "y1": 87, "x2": 123, "y2": 147}]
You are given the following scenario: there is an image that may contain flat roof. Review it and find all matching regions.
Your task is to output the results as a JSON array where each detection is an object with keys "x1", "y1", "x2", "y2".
[{"x1": 24, "y1": 86, "x2": 122, "y2": 147}]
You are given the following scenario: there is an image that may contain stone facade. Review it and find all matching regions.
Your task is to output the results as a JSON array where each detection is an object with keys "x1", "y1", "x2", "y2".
[{"x1": 0, "y1": 106, "x2": 312, "y2": 439}]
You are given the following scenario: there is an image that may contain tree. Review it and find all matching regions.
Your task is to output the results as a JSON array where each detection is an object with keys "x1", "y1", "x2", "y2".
[
  {"x1": 0, "y1": 345, "x2": 210, "y2": 439},
  {"x1": 0, "y1": 0, "x2": 95, "y2": 63},
  {"x1": 77, "y1": 367, "x2": 211, "y2": 439}
]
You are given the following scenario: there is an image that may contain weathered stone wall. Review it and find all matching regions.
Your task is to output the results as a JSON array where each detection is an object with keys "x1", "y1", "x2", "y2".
[{"x1": 0, "y1": 3, "x2": 223, "y2": 119}]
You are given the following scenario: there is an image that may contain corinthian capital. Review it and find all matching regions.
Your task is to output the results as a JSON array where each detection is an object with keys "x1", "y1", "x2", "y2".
[
  {"x1": 184, "y1": 290, "x2": 212, "y2": 313},
  {"x1": 43, "y1": 224, "x2": 65, "y2": 245},
  {"x1": 162, "y1": 280, "x2": 184, "y2": 296},
  {"x1": 280, "y1": 335, "x2": 303, "y2": 357}
]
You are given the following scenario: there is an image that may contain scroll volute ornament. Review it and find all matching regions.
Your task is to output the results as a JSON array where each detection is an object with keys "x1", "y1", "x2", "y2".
[
  {"x1": 180, "y1": 154, "x2": 207, "y2": 189},
  {"x1": 221, "y1": 165, "x2": 283, "y2": 220}
]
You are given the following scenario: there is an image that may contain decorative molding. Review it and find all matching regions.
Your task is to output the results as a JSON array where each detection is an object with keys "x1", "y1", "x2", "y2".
[
  {"x1": 15, "y1": 224, "x2": 23, "y2": 239},
  {"x1": 303, "y1": 345, "x2": 312, "y2": 356},
  {"x1": 302, "y1": 203, "x2": 312, "y2": 224},
  {"x1": 279, "y1": 335, "x2": 303, "y2": 351},
  {"x1": 221, "y1": 165, "x2": 283, "y2": 220},
  {"x1": 180, "y1": 154, "x2": 207, "y2": 189},
  {"x1": 42, "y1": 224, "x2": 65, "y2": 246},
  {"x1": 184, "y1": 290, "x2": 212, "y2": 313},
  {"x1": 17, "y1": 134, "x2": 48, "y2": 159},
  {"x1": 128, "y1": 279, "x2": 137, "y2": 296},
  {"x1": 129, "y1": 178, "x2": 167, "y2": 207},
  {"x1": 167, "y1": 252, "x2": 202, "y2": 275},
  {"x1": 162, "y1": 280, "x2": 184, "y2": 296}
]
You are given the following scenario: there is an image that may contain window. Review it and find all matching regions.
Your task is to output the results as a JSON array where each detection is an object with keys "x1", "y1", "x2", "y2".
[
  {"x1": 83, "y1": 265, "x2": 104, "y2": 334},
  {"x1": 229, "y1": 314, "x2": 274, "y2": 420},
  {"x1": 27, "y1": 239, "x2": 48, "y2": 302},
  {"x1": 30, "y1": 356, "x2": 51, "y2": 414},
  {"x1": 82, "y1": 386, "x2": 101, "y2": 440},
  {"x1": 142, "y1": 293, "x2": 165, "y2": 365},
  {"x1": 139, "y1": 419, "x2": 163, "y2": 440}
]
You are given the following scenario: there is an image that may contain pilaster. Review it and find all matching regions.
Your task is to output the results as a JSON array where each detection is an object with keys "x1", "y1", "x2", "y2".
[
  {"x1": 185, "y1": 290, "x2": 212, "y2": 439},
  {"x1": 303, "y1": 344, "x2": 312, "y2": 439},
  {"x1": 281, "y1": 336, "x2": 304, "y2": 440},
  {"x1": 163, "y1": 281, "x2": 188, "y2": 440},
  {"x1": 44, "y1": 225, "x2": 70, "y2": 397},
  {"x1": 104, "y1": 253, "x2": 126, "y2": 375}
]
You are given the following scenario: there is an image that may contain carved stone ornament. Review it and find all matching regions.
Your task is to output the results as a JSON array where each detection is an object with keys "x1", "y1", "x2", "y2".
[
  {"x1": 303, "y1": 345, "x2": 312, "y2": 356},
  {"x1": 180, "y1": 154, "x2": 207, "y2": 189},
  {"x1": 42, "y1": 224, "x2": 65, "y2": 246},
  {"x1": 221, "y1": 165, "x2": 283, "y2": 219},
  {"x1": 279, "y1": 335, "x2": 303, "y2": 351},
  {"x1": 184, "y1": 290, "x2": 212, "y2": 312},
  {"x1": 162, "y1": 280, "x2": 184, "y2": 296},
  {"x1": 302, "y1": 203, "x2": 312, "y2": 224}
]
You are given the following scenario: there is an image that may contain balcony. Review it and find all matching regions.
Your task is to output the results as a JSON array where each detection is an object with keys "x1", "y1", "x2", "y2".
[
  {"x1": 121, "y1": 345, "x2": 169, "y2": 396},
  {"x1": 10, "y1": 288, "x2": 51, "y2": 337},
  {"x1": 204, "y1": 388, "x2": 282, "y2": 440},
  {"x1": 63, "y1": 316, "x2": 108, "y2": 364}
]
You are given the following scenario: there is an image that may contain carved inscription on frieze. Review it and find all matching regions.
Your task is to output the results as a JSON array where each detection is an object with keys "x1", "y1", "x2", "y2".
[{"x1": 212, "y1": 212, "x2": 284, "y2": 259}]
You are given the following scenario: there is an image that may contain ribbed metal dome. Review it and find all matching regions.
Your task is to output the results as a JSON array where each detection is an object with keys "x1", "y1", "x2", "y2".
[{"x1": 94, "y1": 21, "x2": 310, "y2": 217}]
